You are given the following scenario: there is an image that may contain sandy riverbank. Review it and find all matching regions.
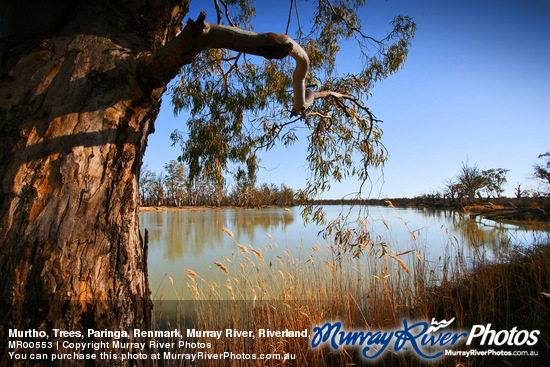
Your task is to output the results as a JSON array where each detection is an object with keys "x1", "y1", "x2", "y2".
[{"x1": 139, "y1": 205, "x2": 241, "y2": 212}]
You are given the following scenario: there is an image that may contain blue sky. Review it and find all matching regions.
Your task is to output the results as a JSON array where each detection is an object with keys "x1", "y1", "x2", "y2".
[{"x1": 143, "y1": 0, "x2": 550, "y2": 198}]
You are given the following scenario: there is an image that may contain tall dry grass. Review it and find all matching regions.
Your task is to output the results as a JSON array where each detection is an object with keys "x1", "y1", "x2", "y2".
[
  {"x1": 154, "y1": 216, "x2": 550, "y2": 367},
  {"x1": 424, "y1": 241, "x2": 550, "y2": 366}
]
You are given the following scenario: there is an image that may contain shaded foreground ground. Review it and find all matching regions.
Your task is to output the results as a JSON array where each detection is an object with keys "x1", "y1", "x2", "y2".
[
  {"x1": 424, "y1": 243, "x2": 550, "y2": 366},
  {"x1": 465, "y1": 203, "x2": 550, "y2": 223}
]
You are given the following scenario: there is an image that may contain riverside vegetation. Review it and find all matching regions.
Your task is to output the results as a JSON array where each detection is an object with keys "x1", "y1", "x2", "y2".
[
  {"x1": 150, "y1": 213, "x2": 549, "y2": 367},
  {"x1": 143, "y1": 156, "x2": 550, "y2": 365},
  {"x1": 140, "y1": 156, "x2": 550, "y2": 223}
]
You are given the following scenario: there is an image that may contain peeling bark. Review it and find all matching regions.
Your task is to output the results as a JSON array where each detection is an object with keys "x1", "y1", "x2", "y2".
[
  {"x1": 0, "y1": 35, "x2": 156, "y2": 366},
  {"x1": 0, "y1": 2, "x2": 321, "y2": 365},
  {"x1": 0, "y1": 1, "x2": 190, "y2": 366}
]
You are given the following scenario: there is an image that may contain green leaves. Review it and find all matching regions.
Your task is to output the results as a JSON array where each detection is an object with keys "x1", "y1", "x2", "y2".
[
  {"x1": 534, "y1": 152, "x2": 550, "y2": 195},
  {"x1": 481, "y1": 168, "x2": 509, "y2": 199},
  {"x1": 170, "y1": 48, "x2": 293, "y2": 187},
  {"x1": 169, "y1": 0, "x2": 415, "y2": 246}
]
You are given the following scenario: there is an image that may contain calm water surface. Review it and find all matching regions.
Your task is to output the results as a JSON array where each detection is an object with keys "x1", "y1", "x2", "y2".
[{"x1": 140, "y1": 206, "x2": 548, "y2": 300}]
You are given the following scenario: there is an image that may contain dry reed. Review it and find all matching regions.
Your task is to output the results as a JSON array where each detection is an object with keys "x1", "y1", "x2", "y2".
[{"x1": 154, "y1": 220, "x2": 549, "y2": 367}]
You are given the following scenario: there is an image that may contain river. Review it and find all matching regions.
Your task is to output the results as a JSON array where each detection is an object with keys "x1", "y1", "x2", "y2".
[{"x1": 140, "y1": 205, "x2": 548, "y2": 301}]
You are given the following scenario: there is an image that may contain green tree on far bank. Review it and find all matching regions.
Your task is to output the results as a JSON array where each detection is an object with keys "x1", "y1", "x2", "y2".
[
  {"x1": 458, "y1": 162, "x2": 485, "y2": 203},
  {"x1": 442, "y1": 162, "x2": 509, "y2": 204},
  {"x1": 139, "y1": 160, "x2": 297, "y2": 208},
  {"x1": 482, "y1": 168, "x2": 509, "y2": 199},
  {"x1": 533, "y1": 152, "x2": 550, "y2": 196},
  {"x1": 164, "y1": 160, "x2": 187, "y2": 207}
]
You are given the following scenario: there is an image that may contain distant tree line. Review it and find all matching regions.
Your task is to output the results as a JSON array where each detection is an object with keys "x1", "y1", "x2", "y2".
[
  {"x1": 139, "y1": 160, "x2": 295, "y2": 208},
  {"x1": 440, "y1": 163, "x2": 509, "y2": 204},
  {"x1": 141, "y1": 152, "x2": 550, "y2": 208},
  {"x1": 420, "y1": 151, "x2": 550, "y2": 205}
]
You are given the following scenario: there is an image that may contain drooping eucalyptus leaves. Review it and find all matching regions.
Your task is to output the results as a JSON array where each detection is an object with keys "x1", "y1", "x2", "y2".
[{"x1": 170, "y1": 0, "x2": 415, "y2": 253}]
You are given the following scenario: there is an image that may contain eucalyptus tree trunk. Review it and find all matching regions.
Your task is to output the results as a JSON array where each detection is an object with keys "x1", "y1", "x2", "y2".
[
  {"x1": 0, "y1": 1, "x2": 310, "y2": 364},
  {"x1": 0, "y1": 1, "x2": 190, "y2": 364}
]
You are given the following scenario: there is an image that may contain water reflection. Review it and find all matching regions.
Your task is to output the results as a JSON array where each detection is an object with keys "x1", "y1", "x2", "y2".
[
  {"x1": 141, "y1": 208, "x2": 297, "y2": 299},
  {"x1": 421, "y1": 208, "x2": 543, "y2": 252},
  {"x1": 451, "y1": 214, "x2": 510, "y2": 251},
  {"x1": 140, "y1": 206, "x2": 548, "y2": 300},
  {"x1": 141, "y1": 208, "x2": 294, "y2": 261}
]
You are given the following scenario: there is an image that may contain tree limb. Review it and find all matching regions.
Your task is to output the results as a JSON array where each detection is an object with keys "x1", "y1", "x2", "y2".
[
  {"x1": 295, "y1": 0, "x2": 303, "y2": 38},
  {"x1": 139, "y1": 12, "x2": 310, "y2": 115},
  {"x1": 306, "y1": 112, "x2": 333, "y2": 119},
  {"x1": 213, "y1": 0, "x2": 222, "y2": 24},
  {"x1": 219, "y1": 0, "x2": 237, "y2": 27},
  {"x1": 139, "y1": 12, "x2": 384, "y2": 119},
  {"x1": 305, "y1": 89, "x2": 378, "y2": 120},
  {"x1": 285, "y1": 0, "x2": 294, "y2": 35},
  {"x1": 322, "y1": 0, "x2": 384, "y2": 45},
  {"x1": 139, "y1": 12, "x2": 381, "y2": 118}
]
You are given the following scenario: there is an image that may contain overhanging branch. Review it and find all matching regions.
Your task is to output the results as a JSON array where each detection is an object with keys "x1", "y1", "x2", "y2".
[
  {"x1": 139, "y1": 12, "x2": 309, "y2": 113},
  {"x1": 139, "y1": 11, "x2": 362, "y2": 116},
  {"x1": 305, "y1": 89, "x2": 378, "y2": 120}
]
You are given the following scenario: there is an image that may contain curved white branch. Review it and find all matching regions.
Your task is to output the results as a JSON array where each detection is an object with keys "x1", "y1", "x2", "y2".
[
  {"x1": 307, "y1": 90, "x2": 372, "y2": 114},
  {"x1": 141, "y1": 12, "x2": 375, "y2": 119},
  {"x1": 140, "y1": 13, "x2": 311, "y2": 115},
  {"x1": 200, "y1": 23, "x2": 310, "y2": 115},
  {"x1": 288, "y1": 39, "x2": 310, "y2": 115},
  {"x1": 143, "y1": 16, "x2": 376, "y2": 119}
]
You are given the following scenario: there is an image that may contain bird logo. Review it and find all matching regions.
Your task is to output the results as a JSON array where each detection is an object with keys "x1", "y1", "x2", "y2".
[{"x1": 427, "y1": 317, "x2": 456, "y2": 333}]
